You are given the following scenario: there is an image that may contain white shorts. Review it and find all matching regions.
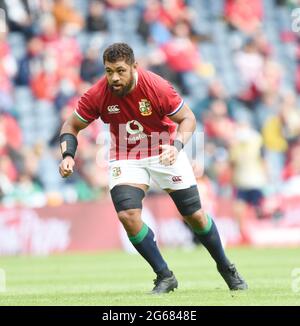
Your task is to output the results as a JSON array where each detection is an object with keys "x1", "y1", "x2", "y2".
[{"x1": 109, "y1": 151, "x2": 197, "y2": 190}]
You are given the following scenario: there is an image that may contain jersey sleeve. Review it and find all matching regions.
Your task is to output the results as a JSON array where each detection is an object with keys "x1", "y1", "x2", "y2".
[
  {"x1": 157, "y1": 78, "x2": 184, "y2": 116},
  {"x1": 74, "y1": 89, "x2": 100, "y2": 123}
]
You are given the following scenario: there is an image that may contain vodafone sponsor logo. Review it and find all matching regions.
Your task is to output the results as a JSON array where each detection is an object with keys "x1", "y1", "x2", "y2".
[
  {"x1": 125, "y1": 120, "x2": 148, "y2": 141},
  {"x1": 107, "y1": 105, "x2": 120, "y2": 114}
]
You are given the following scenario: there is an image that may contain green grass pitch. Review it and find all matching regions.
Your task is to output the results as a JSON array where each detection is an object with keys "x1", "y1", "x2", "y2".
[{"x1": 0, "y1": 247, "x2": 299, "y2": 305}]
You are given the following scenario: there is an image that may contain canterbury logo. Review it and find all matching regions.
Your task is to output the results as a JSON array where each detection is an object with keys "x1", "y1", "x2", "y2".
[
  {"x1": 172, "y1": 176, "x2": 182, "y2": 183},
  {"x1": 107, "y1": 105, "x2": 120, "y2": 114}
]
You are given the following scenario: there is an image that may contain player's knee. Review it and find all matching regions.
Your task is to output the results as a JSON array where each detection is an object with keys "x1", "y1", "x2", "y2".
[
  {"x1": 117, "y1": 209, "x2": 140, "y2": 226},
  {"x1": 169, "y1": 185, "x2": 201, "y2": 216},
  {"x1": 184, "y1": 209, "x2": 207, "y2": 228},
  {"x1": 110, "y1": 185, "x2": 145, "y2": 213}
]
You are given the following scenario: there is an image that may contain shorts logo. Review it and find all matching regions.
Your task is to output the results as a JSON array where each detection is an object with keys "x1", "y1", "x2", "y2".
[
  {"x1": 139, "y1": 99, "x2": 152, "y2": 116},
  {"x1": 172, "y1": 176, "x2": 182, "y2": 183},
  {"x1": 112, "y1": 167, "x2": 121, "y2": 178},
  {"x1": 107, "y1": 105, "x2": 120, "y2": 114}
]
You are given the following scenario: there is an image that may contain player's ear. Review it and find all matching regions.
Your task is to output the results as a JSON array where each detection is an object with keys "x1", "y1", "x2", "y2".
[{"x1": 133, "y1": 62, "x2": 138, "y2": 69}]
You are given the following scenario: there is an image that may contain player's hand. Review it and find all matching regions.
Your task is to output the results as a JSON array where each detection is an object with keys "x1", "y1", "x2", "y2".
[
  {"x1": 191, "y1": 160, "x2": 204, "y2": 178},
  {"x1": 59, "y1": 156, "x2": 75, "y2": 178},
  {"x1": 159, "y1": 144, "x2": 179, "y2": 166}
]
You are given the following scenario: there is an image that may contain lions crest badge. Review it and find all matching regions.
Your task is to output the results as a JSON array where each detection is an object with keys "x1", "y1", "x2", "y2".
[
  {"x1": 139, "y1": 99, "x2": 152, "y2": 116},
  {"x1": 112, "y1": 167, "x2": 121, "y2": 178}
]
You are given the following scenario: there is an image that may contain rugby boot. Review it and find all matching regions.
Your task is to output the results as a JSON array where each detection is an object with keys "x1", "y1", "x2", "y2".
[
  {"x1": 151, "y1": 271, "x2": 178, "y2": 294},
  {"x1": 217, "y1": 263, "x2": 248, "y2": 290}
]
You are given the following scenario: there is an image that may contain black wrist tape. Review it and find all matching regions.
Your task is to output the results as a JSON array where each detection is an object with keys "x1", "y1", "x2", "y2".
[
  {"x1": 173, "y1": 139, "x2": 184, "y2": 152},
  {"x1": 60, "y1": 133, "x2": 78, "y2": 159}
]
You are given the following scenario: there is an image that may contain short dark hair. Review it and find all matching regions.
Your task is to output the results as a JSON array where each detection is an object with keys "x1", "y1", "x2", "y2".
[{"x1": 103, "y1": 43, "x2": 135, "y2": 65}]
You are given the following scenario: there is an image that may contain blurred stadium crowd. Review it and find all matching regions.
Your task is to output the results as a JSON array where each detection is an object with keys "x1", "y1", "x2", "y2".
[{"x1": 0, "y1": 0, "x2": 300, "y2": 214}]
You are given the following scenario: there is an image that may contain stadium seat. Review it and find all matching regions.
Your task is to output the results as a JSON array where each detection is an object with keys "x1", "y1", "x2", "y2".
[{"x1": 8, "y1": 32, "x2": 26, "y2": 60}]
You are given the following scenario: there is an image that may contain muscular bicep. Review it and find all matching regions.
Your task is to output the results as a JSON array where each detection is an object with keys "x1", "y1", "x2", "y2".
[
  {"x1": 168, "y1": 104, "x2": 195, "y2": 124},
  {"x1": 61, "y1": 112, "x2": 89, "y2": 136},
  {"x1": 168, "y1": 104, "x2": 196, "y2": 142}
]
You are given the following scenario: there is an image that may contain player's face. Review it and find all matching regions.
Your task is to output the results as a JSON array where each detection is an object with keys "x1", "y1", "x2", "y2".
[{"x1": 105, "y1": 60, "x2": 137, "y2": 97}]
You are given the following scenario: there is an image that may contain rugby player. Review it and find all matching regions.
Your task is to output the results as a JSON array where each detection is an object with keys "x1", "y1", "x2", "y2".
[{"x1": 59, "y1": 43, "x2": 247, "y2": 294}]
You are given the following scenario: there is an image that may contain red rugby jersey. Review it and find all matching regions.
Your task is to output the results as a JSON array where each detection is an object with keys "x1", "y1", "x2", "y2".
[{"x1": 75, "y1": 68, "x2": 184, "y2": 160}]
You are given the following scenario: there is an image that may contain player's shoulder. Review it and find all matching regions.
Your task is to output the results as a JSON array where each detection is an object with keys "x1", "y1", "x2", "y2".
[
  {"x1": 138, "y1": 67, "x2": 171, "y2": 89},
  {"x1": 84, "y1": 76, "x2": 108, "y2": 102},
  {"x1": 138, "y1": 68, "x2": 176, "y2": 102}
]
